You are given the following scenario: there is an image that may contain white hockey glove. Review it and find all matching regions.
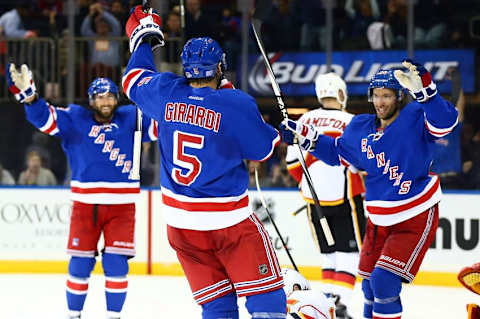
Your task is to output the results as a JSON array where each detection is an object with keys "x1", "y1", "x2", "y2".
[
  {"x1": 281, "y1": 119, "x2": 319, "y2": 152},
  {"x1": 393, "y1": 59, "x2": 437, "y2": 103},
  {"x1": 7, "y1": 63, "x2": 37, "y2": 104},
  {"x1": 126, "y1": 5, "x2": 164, "y2": 53}
]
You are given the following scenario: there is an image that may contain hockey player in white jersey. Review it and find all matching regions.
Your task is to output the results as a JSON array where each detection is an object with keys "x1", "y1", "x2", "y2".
[
  {"x1": 286, "y1": 73, "x2": 365, "y2": 319},
  {"x1": 283, "y1": 268, "x2": 336, "y2": 319}
]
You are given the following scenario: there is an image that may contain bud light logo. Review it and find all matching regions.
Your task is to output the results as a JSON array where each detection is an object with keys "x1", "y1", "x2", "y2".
[{"x1": 244, "y1": 49, "x2": 474, "y2": 96}]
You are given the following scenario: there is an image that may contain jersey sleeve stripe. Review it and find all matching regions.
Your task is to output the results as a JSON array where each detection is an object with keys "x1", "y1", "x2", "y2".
[
  {"x1": 122, "y1": 68, "x2": 145, "y2": 99},
  {"x1": 258, "y1": 132, "x2": 281, "y2": 162},
  {"x1": 424, "y1": 115, "x2": 458, "y2": 137},
  {"x1": 39, "y1": 104, "x2": 59, "y2": 135}
]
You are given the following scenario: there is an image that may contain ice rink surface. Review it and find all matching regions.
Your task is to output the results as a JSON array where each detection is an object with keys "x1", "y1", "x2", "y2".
[{"x1": 0, "y1": 274, "x2": 475, "y2": 319}]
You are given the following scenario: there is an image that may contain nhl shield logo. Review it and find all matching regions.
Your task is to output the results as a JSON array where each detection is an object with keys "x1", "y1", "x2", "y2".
[{"x1": 258, "y1": 264, "x2": 268, "y2": 275}]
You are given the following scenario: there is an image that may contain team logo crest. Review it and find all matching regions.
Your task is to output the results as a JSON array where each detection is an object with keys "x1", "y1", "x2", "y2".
[
  {"x1": 258, "y1": 264, "x2": 268, "y2": 275},
  {"x1": 72, "y1": 238, "x2": 79, "y2": 246}
]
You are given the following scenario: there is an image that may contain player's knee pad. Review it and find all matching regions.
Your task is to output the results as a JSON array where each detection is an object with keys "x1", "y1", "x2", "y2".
[
  {"x1": 68, "y1": 256, "x2": 96, "y2": 278},
  {"x1": 201, "y1": 292, "x2": 238, "y2": 319},
  {"x1": 245, "y1": 288, "x2": 286, "y2": 319},
  {"x1": 370, "y1": 267, "x2": 402, "y2": 299},
  {"x1": 102, "y1": 253, "x2": 129, "y2": 277}
]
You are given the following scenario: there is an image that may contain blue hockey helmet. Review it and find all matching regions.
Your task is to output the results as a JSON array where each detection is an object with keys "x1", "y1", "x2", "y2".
[
  {"x1": 367, "y1": 69, "x2": 404, "y2": 102},
  {"x1": 181, "y1": 37, "x2": 226, "y2": 79},
  {"x1": 88, "y1": 77, "x2": 119, "y2": 101}
]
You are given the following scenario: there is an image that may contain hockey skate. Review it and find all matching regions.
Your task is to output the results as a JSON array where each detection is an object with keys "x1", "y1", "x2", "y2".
[{"x1": 329, "y1": 294, "x2": 353, "y2": 319}]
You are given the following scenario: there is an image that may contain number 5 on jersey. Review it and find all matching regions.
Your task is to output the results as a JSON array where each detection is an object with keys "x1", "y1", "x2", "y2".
[{"x1": 172, "y1": 131, "x2": 204, "y2": 186}]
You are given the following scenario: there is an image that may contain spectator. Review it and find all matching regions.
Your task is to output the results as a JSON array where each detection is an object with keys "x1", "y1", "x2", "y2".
[
  {"x1": 81, "y1": 2, "x2": 121, "y2": 68},
  {"x1": 218, "y1": 7, "x2": 241, "y2": 67},
  {"x1": 430, "y1": 67, "x2": 465, "y2": 189},
  {"x1": 264, "y1": 0, "x2": 300, "y2": 52},
  {"x1": 185, "y1": 0, "x2": 218, "y2": 39},
  {"x1": 18, "y1": 150, "x2": 57, "y2": 186},
  {"x1": 35, "y1": 0, "x2": 66, "y2": 37},
  {"x1": 160, "y1": 10, "x2": 182, "y2": 74},
  {"x1": 0, "y1": 162, "x2": 15, "y2": 185},
  {"x1": 0, "y1": 3, "x2": 37, "y2": 38},
  {"x1": 413, "y1": 0, "x2": 447, "y2": 49},
  {"x1": 110, "y1": 0, "x2": 128, "y2": 27},
  {"x1": 80, "y1": 2, "x2": 122, "y2": 95},
  {"x1": 344, "y1": 0, "x2": 381, "y2": 49},
  {"x1": 383, "y1": 0, "x2": 407, "y2": 49}
]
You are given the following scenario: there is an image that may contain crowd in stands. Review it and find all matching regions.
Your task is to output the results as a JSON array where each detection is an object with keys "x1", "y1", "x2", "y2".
[{"x1": 1, "y1": 0, "x2": 480, "y2": 189}]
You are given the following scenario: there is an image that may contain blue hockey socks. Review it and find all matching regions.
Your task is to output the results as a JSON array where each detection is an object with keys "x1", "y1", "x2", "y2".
[
  {"x1": 102, "y1": 253, "x2": 129, "y2": 318},
  {"x1": 245, "y1": 288, "x2": 286, "y2": 319},
  {"x1": 370, "y1": 267, "x2": 402, "y2": 319},
  {"x1": 66, "y1": 256, "x2": 96, "y2": 316},
  {"x1": 201, "y1": 292, "x2": 239, "y2": 319},
  {"x1": 362, "y1": 279, "x2": 374, "y2": 318}
]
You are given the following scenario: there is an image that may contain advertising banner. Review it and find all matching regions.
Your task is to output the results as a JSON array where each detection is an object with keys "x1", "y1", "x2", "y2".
[{"x1": 242, "y1": 49, "x2": 475, "y2": 97}]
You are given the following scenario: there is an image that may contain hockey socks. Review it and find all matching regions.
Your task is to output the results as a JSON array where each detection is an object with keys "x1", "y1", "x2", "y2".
[
  {"x1": 245, "y1": 288, "x2": 286, "y2": 319},
  {"x1": 66, "y1": 256, "x2": 96, "y2": 315},
  {"x1": 370, "y1": 268, "x2": 402, "y2": 319},
  {"x1": 103, "y1": 253, "x2": 129, "y2": 318},
  {"x1": 201, "y1": 292, "x2": 239, "y2": 319}
]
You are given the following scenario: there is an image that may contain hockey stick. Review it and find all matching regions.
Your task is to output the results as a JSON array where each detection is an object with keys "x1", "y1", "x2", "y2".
[
  {"x1": 251, "y1": 8, "x2": 334, "y2": 246},
  {"x1": 129, "y1": 0, "x2": 153, "y2": 180},
  {"x1": 292, "y1": 204, "x2": 307, "y2": 216},
  {"x1": 255, "y1": 168, "x2": 298, "y2": 271}
]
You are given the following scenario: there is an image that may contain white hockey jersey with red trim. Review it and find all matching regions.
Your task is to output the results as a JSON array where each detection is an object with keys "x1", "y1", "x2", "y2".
[
  {"x1": 286, "y1": 108, "x2": 365, "y2": 205},
  {"x1": 24, "y1": 99, "x2": 158, "y2": 204},
  {"x1": 287, "y1": 290, "x2": 336, "y2": 319}
]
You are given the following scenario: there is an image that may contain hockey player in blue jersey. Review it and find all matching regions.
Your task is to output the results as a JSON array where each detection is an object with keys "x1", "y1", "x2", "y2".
[
  {"x1": 280, "y1": 60, "x2": 458, "y2": 319},
  {"x1": 123, "y1": 5, "x2": 286, "y2": 319},
  {"x1": 7, "y1": 68, "x2": 158, "y2": 319}
]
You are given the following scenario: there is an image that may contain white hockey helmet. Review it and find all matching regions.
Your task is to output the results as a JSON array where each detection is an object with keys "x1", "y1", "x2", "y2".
[
  {"x1": 282, "y1": 268, "x2": 311, "y2": 295},
  {"x1": 315, "y1": 72, "x2": 348, "y2": 109}
]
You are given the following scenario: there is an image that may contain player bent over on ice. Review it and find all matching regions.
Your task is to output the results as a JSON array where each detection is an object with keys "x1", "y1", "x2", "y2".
[
  {"x1": 282, "y1": 268, "x2": 337, "y2": 319},
  {"x1": 280, "y1": 61, "x2": 458, "y2": 319},
  {"x1": 123, "y1": 6, "x2": 286, "y2": 319},
  {"x1": 7, "y1": 69, "x2": 158, "y2": 319}
]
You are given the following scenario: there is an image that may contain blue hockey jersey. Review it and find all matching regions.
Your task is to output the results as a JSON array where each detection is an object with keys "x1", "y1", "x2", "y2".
[
  {"x1": 123, "y1": 43, "x2": 280, "y2": 230},
  {"x1": 311, "y1": 94, "x2": 458, "y2": 226},
  {"x1": 25, "y1": 99, "x2": 158, "y2": 204}
]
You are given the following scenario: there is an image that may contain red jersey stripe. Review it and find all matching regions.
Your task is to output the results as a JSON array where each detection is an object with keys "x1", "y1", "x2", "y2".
[
  {"x1": 367, "y1": 178, "x2": 439, "y2": 215},
  {"x1": 71, "y1": 186, "x2": 140, "y2": 194},
  {"x1": 162, "y1": 194, "x2": 249, "y2": 212}
]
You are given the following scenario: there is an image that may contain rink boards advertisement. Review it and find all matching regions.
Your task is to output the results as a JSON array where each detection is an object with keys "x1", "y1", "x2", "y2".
[
  {"x1": 242, "y1": 49, "x2": 475, "y2": 97},
  {"x1": 1, "y1": 187, "x2": 479, "y2": 286}
]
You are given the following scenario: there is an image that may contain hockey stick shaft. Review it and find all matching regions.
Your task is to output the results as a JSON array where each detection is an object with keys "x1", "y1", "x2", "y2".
[
  {"x1": 251, "y1": 19, "x2": 334, "y2": 246},
  {"x1": 292, "y1": 204, "x2": 307, "y2": 216},
  {"x1": 255, "y1": 168, "x2": 298, "y2": 271},
  {"x1": 129, "y1": 0, "x2": 152, "y2": 180}
]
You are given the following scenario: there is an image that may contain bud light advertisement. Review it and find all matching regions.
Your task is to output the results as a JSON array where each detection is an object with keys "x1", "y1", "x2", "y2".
[{"x1": 241, "y1": 49, "x2": 475, "y2": 97}]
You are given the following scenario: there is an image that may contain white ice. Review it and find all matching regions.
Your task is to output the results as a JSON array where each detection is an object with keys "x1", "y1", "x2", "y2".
[{"x1": 0, "y1": 274, "x2": 475, "y2": 319}]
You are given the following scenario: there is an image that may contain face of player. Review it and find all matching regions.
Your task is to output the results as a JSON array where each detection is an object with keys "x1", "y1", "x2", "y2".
[
  {"x1": 372, "y1": 88, "x2": 399, "y2": 123},
  {"x1": 91, "y1": 92, "x2": 118, "y2": 122}
]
